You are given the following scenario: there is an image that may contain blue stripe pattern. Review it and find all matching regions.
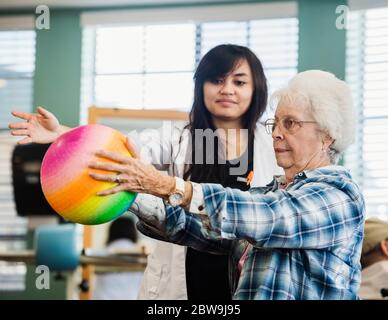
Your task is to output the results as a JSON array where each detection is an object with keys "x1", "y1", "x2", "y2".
[{"x1": 164, "y1": 166, "x2": 365, "y2": 300}]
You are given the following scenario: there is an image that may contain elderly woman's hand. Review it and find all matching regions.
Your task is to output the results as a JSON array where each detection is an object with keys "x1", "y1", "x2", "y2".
[{"x1": 88, "y1": 138, "x2": 175, "y2": 198}]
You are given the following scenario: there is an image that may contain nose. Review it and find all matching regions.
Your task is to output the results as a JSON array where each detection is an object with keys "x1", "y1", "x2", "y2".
[
  {"x1": 272, "y1": 123, "x2": 284, "y2": 141},
  {"x1": 220, "y1": 79, "x2": 235, "y2": 95}
]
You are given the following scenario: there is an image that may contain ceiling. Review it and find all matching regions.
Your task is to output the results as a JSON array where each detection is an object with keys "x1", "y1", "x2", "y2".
[{"x1": 0, "y1": 0, "x2": 234, "y2": 10}]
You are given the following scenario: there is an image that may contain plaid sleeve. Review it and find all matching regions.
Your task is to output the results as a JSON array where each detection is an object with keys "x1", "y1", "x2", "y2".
[
  {"x1": 164, "y1": 205, "x2": 232, "y2": 255},
  {"x1": 201, "y1": 180, "x2": 365, "y2": 249}
]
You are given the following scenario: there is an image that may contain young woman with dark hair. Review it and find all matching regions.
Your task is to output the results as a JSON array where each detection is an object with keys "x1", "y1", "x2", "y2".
[
  {"x1": 9, "y1": 44, "x2": 282, "y2": 300},
  {"x1": 131, "y1": 44, "x2": 281, "y2": 300},
  {"x1": 181, "y1": 45, "x2": 270, "y2": 300}
]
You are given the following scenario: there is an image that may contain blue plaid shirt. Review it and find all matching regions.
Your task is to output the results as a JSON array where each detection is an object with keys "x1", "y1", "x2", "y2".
[{"x1": 138, "y1": 166, "x2": 365, "y2": 300}]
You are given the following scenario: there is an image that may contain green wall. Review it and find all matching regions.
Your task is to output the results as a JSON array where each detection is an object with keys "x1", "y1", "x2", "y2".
[
  {"x1": 298, "y1": 0, "x2": 347, "y2": 79},
  {"x1": 33, "y1": 10, "x2": 82, "y2": 127}
]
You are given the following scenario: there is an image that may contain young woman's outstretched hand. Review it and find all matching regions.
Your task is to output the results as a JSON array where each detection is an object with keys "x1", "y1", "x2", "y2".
[{"x1": 9, "y1": 106, "x2": 70, "y2": 144}]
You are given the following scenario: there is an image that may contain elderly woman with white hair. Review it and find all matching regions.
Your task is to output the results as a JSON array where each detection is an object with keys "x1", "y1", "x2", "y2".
[{"x1": 88, "y1": 70, "x2": 365, "y2": 300}]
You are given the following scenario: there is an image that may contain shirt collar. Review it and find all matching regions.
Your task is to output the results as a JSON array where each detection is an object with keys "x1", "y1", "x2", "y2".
[{"x1": 273, "y1": 165, "x2": 351, "y2": 188}]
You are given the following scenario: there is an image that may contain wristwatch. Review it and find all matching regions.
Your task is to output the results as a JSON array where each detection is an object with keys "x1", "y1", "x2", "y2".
[{"x1": 168, "y1": 177, "x2": 185, "y2": 207}]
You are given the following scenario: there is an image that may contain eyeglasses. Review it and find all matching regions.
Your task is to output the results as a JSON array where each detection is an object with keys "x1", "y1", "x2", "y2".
[{"x1": 264, "y1": 117, "x2": 317, "y2": 135}]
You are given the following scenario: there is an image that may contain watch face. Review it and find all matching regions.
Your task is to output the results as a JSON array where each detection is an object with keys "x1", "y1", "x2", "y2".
[{"x1": 169, "y1": 193, "x2": 183, "y2": 206}]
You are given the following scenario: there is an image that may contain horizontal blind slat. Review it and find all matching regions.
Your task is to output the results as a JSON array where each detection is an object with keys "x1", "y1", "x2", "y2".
[{"x1": 345, "y1": 6, "x2": 388, "y2": 220}]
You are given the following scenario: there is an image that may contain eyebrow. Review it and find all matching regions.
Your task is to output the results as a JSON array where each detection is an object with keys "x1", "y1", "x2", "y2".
[
  {"x1": 274, "y1": 114, "x2": 298, "y2": 120},
  {"x1": 232, "y1": 73, "x2": 249, "y2": 77}
]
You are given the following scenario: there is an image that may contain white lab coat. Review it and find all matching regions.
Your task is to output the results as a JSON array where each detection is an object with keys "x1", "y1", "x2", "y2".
[
  {"x1": 92, "y1": 239, "x2": 144, "y2": 300},
  {"x1": 128, "y1": 121, "x2": 282, "y2": 299}
]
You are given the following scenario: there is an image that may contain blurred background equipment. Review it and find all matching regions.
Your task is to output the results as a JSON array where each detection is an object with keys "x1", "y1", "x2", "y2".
[
  {"x1": 12, "y1": 143, "x2": 58, "y2": 218},
  {"x1": 0, "y1": 223, "x2": 147, "y2": 298}
]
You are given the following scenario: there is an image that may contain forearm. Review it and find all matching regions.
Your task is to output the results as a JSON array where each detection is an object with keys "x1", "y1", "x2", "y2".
[
  {"x1": 128, "y1": 193, "x2": 167, "y2": 234},
  {"x1": 192, "y1": 181, "x2": 364, "y2": 249},
  {"x1": 143, "y1": 175, "x2": 193, "y2": 206},
  {"x1": 129, "y1": 192, "x2": 230, "y2": 255},
  {"x1": 164, "y1": 204, "x2": 231, "y2": 254},
  {"x1": 128, "y1": 191, "x2": 199, "y2": 240}
]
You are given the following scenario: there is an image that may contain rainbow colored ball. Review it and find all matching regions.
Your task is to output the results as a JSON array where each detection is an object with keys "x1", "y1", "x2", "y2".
[{"x1": 40, "y1": 124, "x2": 137, "y2": 225}]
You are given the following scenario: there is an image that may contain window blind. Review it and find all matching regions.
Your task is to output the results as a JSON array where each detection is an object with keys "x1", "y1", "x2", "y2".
[
  {"x1": 0, "y1": 20, "x2": 34, "y2": 291},
  {"x1": 93, "y1": 24, "x2": 196, "y2": 110},
  {"x1": 200, "y1": 17, "x2": 298, "y2": 95},
  {"x1": 82, "y1": 16, "x2": 298, "y2": 114},
  {"x1": 0, "y1": 30, "x2": 35, "y2": 129},
  {"x1": 0, "y1": 131, "x2": 28, "y2": 292},
  {"x1": 345, "y1": 6, "x2": 388, "y2": 220}
]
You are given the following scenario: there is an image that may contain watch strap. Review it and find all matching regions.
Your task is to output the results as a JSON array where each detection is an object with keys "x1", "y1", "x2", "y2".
[{"x1": 174, "y1": 177, "x2": 185, "y2": 194}]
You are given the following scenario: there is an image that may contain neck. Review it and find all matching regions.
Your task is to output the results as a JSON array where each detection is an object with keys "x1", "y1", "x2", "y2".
[
  {"x1": 284, "y1": 157, "x2": 331, "y2": 184},
  {"x1": 212, "y1": 117, "x2": 244, "y2": 131},
  {"x1": 212, "y1": 118, "x2": 247, "y2": 160}
]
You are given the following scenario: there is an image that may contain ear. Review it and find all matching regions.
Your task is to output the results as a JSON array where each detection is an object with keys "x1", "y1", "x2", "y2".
[
  {"x1": 380, "y1": 240, "x2": 388, "y2": 258},
  {"x1": 322, "y1": 133, "x2": 334, "y2": 150}
]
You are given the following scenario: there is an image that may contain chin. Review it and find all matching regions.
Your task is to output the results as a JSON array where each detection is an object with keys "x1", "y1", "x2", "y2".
[
  {"x1": 215, "y1": 107, "x2": 237, "y2": 113},
  {"x1": 214, "y1": 105, "x2": 240, "y2": 114},
  {"x1": 214, "y1": 111, "x2": 241, "y2": 121},
  {"x1": 275, "y1": 158, "x2": 291, "y2": 169}
]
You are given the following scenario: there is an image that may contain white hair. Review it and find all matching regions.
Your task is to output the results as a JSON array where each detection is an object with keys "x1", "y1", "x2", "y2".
[{"x1": 270, "y1": 70, "x2": 356, "y2": 163}]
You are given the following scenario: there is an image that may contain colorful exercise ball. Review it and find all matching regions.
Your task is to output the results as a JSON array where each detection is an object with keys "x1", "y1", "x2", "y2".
[{"x1": 40, "y1": 124, "x2": 137, "y2": 225}]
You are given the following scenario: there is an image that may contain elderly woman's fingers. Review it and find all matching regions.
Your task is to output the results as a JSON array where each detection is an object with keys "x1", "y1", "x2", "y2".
[
  {"x1": 96, "y1": 185, "x2": 127, "y2": 196},
  {"x1": 126, "y1": 137, "x2": 140, "y2": 159},
  {"x1": 88, "y1": 160, "x2": 126, "y2": 172},
  {"x1": 89, "y1": 172, "x2": 118, "y2": 183},
  {"x1": 95, "y1": 149, "x2": 134, "y2": 164}
]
